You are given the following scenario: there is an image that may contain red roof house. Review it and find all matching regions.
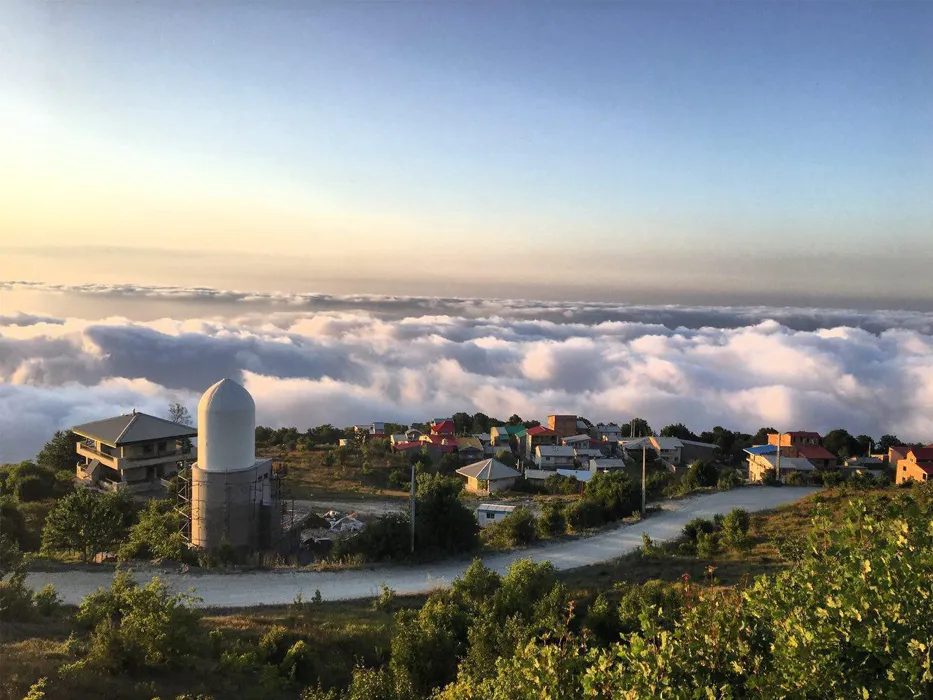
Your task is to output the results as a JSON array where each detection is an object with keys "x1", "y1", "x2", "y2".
[{"x1": 431, "y1": 419, "x2": 456, "y2": 436}]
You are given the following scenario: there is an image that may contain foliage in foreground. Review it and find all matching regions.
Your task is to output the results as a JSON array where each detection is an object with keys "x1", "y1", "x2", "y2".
[{"x1": 440, "y1": 485, "x2": 933, "y2": 699}]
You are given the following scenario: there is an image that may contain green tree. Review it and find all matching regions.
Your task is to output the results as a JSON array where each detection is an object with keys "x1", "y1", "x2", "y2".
[
  {"x1": 41, "y1": 488, "x2": 128, "y2": 562},
  {"x1": 506, "y1": 414, "x2": 523, "y2": 425},
  {"x1": 481, "y1": 509, "x2": 537, "y2": 548},
  {"x1": 415, "y1": 474, "x2": 478, "y2": 557},
  {"x1": 36, "y1": 430, "x2": 78, "y2": 472},
  {"x1": 752, "y1": 426, "x2": 778, "y2": 444},
  {"x1": 584, "y1": 470, "x2": 638, "y2": 520},
  {"x1": 494, "y1": 449, "x2": 517, "y2": 468},
  {"x1": 438, "y1": 453, "x2": 461, "y2": 475},
  {"x1": 74, "y1": 570, "x2": 201, "y2": 672},
  {"x1": 855, "y1": 434, "x2": 874, "y2": 456},
  {"x1": 659, "y1": 423, "x2": 698, "y2": 441},
  {"x1": 822, "y1": 428, "x2": 859, "y2": 461},
  {"x1": 118, "y1": 500, "x2": 188, "y2": 562},
  {"x1": 536, "y1": 503, "x2": 566, "y2": 538},
  {"x1": 681, "y1": 459, "x2": 719, "y2": 490},
  {"x1": 877, "y1": 434, "x2": 901, "y2": 452},
  {"x1": 622, "y1": 417, "x2": 653, "y2": 438}
]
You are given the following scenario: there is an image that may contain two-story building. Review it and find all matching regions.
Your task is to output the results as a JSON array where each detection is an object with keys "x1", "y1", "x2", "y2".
[
  {"x1": 896, "y1": 447, "x2": 933, "y2": 485},
  {"x1": 595, "y1": 423, "x2": 623, "y2": 442},
  {"x1": 534, "y1": 445, "x2": 575, "y2": 470},
  {"x1": 547, "y1": 414, "x2": 578, "y2": 440},
  {"x1": 525, "y1": 425, "x2": 559, "y2": 459},
  {"x1": 73, "y1": 411, "x2": 197, "y2": 492}
]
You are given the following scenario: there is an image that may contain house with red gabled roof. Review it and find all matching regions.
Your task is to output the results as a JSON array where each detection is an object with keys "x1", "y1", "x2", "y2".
[
  {"x1": 896, "y1": 447, "x2": 933, "y2": 485},
  {"x1": 430, "y1": 419, "x2": 456, "y2": 437},
  {"x1": 793, "y1": 444, "x2": 837, "y2": 470},
  {"x1": 524, "y1": 425, "x2": 558, "y2": 459}
]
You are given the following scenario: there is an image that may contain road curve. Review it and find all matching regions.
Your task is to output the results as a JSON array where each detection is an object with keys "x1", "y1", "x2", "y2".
[{"x1": 27, "y1": 487, "x2": 817, "y2": 608}]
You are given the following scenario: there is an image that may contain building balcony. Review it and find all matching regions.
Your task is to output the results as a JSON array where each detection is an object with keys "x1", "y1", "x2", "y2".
[{"x1": 76, "y1": 442, "x2": 196, "y2": 471}]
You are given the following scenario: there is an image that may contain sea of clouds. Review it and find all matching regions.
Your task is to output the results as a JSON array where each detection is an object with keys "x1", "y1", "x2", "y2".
[{"x1": 1, "y1": 281, "x2": 931, "y2": 463}]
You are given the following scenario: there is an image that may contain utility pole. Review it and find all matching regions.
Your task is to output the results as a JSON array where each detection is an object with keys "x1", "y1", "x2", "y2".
[
  {"x1": 775, "y1": 432, "x2": 782, "y2": 482},
  {"x1": 641, "y1": 443, "x2": 647, "y2": 518},
  {"x1": 410, "y1": 458, "x2": 416, "y2": 554}
]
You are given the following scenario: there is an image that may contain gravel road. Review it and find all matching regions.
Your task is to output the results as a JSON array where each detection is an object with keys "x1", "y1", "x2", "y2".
[{"x1": 27, "y1": 487, "x2": 817, "y2": 608}]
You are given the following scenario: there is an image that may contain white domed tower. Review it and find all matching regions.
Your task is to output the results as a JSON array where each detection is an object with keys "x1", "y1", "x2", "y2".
[
  {"x1": 198, "y1": 378, "x2": 256, "y2": 473},
  {"x1": 190, "y1": 378, "x2": 278, "y2": 552}
]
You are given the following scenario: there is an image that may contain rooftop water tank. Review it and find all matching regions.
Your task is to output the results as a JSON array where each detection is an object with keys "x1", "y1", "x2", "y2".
[{"x1": 197, "y1": 378, "x2": 256, "y2": 472}]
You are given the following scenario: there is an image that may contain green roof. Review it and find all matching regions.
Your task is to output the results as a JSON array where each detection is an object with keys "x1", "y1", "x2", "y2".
[{"x1": 505, "y1": 425, "x2": 524, "y2": 436}]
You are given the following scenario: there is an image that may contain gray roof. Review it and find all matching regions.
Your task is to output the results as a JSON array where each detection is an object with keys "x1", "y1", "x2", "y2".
[
  {"x1": 73, "y1": 412, "x2": 197, "y2": 446},
  {"x1": 536, "y1": 445, "x2": 575, "y2": 457},
  {"x1": 457, "y1": 458, "x2": 521, "y2": 481},
  {"x1": 477, "y1": 503, "x2": 517, "y2": 514}
]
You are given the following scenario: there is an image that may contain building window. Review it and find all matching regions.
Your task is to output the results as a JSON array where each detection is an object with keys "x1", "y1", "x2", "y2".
[
  {"x1": 486, "y1": 512, "x2": 494, "y2": 519},
  {"x1": 143, "y1": 444, "x2": 153, "y2": 454},
  {"x1": 157, "y1": 441, "x2": 166, "y2": 452}
]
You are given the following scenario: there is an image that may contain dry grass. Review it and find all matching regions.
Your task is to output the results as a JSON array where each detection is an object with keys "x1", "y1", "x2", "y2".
[{"x1": 264, "y1": 446, "x2": 412, "y2": 500}]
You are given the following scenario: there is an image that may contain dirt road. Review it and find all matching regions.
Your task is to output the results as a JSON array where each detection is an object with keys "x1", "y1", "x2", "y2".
[{"x1": 27, "y1": 487, "x2": 817, "y2": 608}]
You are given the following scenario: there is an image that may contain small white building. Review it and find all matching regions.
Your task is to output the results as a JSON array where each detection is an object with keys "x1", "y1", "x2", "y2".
[
  {"x1": 534, "y1": 445, "x2": 575, "y2": 470},
  {"x1": 476, "y1": 503, "x2": 517, "y2": 528}
]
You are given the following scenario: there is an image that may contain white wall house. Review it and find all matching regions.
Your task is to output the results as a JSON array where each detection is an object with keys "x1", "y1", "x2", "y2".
[
  {"x1": 476, "y1": 503, "x2": 517, "y2": 528},
  {"x1": 534, "y1": 445, "x2": 575, "y2": 470}
]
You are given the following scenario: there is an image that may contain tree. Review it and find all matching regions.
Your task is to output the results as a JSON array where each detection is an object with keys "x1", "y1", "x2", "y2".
[
  {"x1": 622, "y1": 418, "x2": 653, "y2": 438},
  {"x1": 438, "y1": 453, "x2": 461, "y2": 476},
  {"x1": 752, "y1": 426, "x2": 778, "y2": 444},
  {"x1": 659, "y1": 423, "x2": 698, "y2": 441},
  {"x1": 680, "y1": 460, "x2": 719, "y2": 490},
  {"x1": 481, "y1": 509, "x2": 537, "y2": 548},
  {"x1": 584, "y1": 471, "x2": 638, "y2": 521},
  {"x1": 36, "y1": 430, "x2": 78, "y2": 473},
  {"x1": 855, "y1": 434, "x2": 874, "y2": 456},
  {"x1": 0, "y1": 461, "x2": 57, "y2": 502},
  {"x1": 415, "y1": 473, "x2": 478, "y2": 557},
  {"x1": 451, "y1": 412, "x2": 473, "y2": 435},
  {"x1": 822, "y1": 429, "x2": 859, "y2": 461},
  {"x1": 41, "y1": 488, "x2": 128, "y2": 562},
  {"x1": 877, "y1": 434, "x2": 901, "y2": 452},
  {"x1": 168, "y1": 403, "x2": 192, "y2": 426},
  {"x1": 470, "y1": 413, "x2": 491, "y2": 434},
  {"x1": 507, "y1": 414, "x2": 523, "y2": 425},
  {"x1": 494, "y1": 450, "x2": 517, "y2": 468},
  {"x1": 118, "y1": 500, "x2": 188, "y2": 562}
]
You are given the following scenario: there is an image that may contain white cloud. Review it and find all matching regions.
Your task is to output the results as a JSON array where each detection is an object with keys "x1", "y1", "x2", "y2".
[{"x1": 1, "y1": 283, "x2": 932, "y2": 462}]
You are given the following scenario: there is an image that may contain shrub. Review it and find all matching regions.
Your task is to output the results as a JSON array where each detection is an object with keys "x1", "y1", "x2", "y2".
[
  {"x1": 681, "y1": 460, "x2": 719, "y2": 491},
  {"x1": 640, "y1": 532, "x2": 661, "y2": 558},
  {"x1": 0, "y1": 533, "x2": 35, "y2": 621},
  {"x1": 259, "y1": 625, "x2": 292, "y2": 664},
  {"x1": 343, "y1": 512, "x2": 410, "y2": 561},
  {"x1": 388, "y1": 469, "x2": 408, "y2": 489},
  {"x1": 482, "y1": 509, "x2": 537, "y2": 548},
  {"x1": 847, "y1": 471, "x2": 878, "y2": 490},
  {"x1": 683, "y1": 517, "x2": 716, "y2": 542},
  {"x1": 696, "y1": 531, "x2": 719, "y2": 559},
  {"x1": 645, "y1": 470, "x2": 675, "y2": 499},
  {"x1": 616, "y1": 580, "x2": 683, "y2": 634},
  {"x1": 761, "y1": 468, "x2": 780, "y2": 486},
  {"x1": 720, "y1": 508, "x2": 751, "y2": 552},
  {"x1": 785, "y1": 470, "x2": 807, "y2": 485},
  {"x1": 585, "y1": 593, "x2": 621, "y2": 645},
  {"x1": 32, "y1": 584, "x2": 61, "y2": 616},
  {"x1": 544, "y1": 474, "x2": 579, "y2": 495},
  {"x1": 75, "y1": 571, "x2": 201, "y2": 672},
  {"x1": 584, "y1": 471, "x2": 639, "y2": 520},
  {"x1": 716, "y1": 469, "x2": 743, "y2": 490},
  {"x1": 564, "y1": 501, "x2": 605, "y2": 532},
  {"x1": 41, "y1": 488, "x2": 132, "y2": 562},
  {"x1": 118, "y1": 500, "x2": 190, "y2": 563},
  {"x1": 373, "y1": 583, "x2": 396, "y2": 612},
  {"x1": 414, "y1": 473, "x2": 478, "y2": 558},
  {"x1": 536, "y1": 503, "x2": 566, "y2": 538}
]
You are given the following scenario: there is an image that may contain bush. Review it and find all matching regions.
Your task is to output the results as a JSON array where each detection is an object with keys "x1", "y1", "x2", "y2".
[
  {"x1": 41, "y1": 488, "x2": 133, "y2": 562},
  {"x1": 847, "y1": 471, "x2": 878, "y2": 490},
  {"x1": 0, "y1": 461, "x2": 58, "y2": 502},
  {"x1": 482, "y1": 509, "x2": 537, "y2": 548},
  {"x1": 118, "y1": 500, "x2": 190, "y2": 563},
  {"x1": 342, "y1": 512, "x2": 410, "y2": 562},
  {"x1": 536, "y1": 504, "x2": 566, "y2": 538},
  {"x1": 720, "y1": 508, "x2": 751, "y2": 552},
  {"x1": 414, "y1": 473, "x2": 478, "y2": 558},
  {"x1": 696, "y1": 531, "x2": 719, "y2": 558},
  {"x1": 0, "y1": 533, "x2": 35, "y2": 621},
  {"x1": 584, "y1": 471, "x2": 639, "y2": 520},
  {"x1": 544, "y1": 474, "x2": 579, "y2": 495},
  {"x1": 785, "y1": 471, "x2": 807, "y2": 485},
  {"x1": 645, "y1": 470, "x2": 675, "y2": 499},
  {"x1": 32, "y1": 584, "x2": 61, "y2": 616},
  {"x1": 681, "y1": 460, "x2": 719, "y2": 491},
  {"x1": 716, "y1": 469, "x2": 743, "y2": 490},
  {"x1": 373, "y1": 583, "x2": 395, "y2": 612},
  {"x1": 564, "y1": 501, "x2": 605, "y2": 532},
  {"x1": 761, "y1": 468, "x2": 780, "y2": 486},
  {"x1": 74, "y1": 571, "x2": 201, "y2": 672},
  {"x1": 388, "y1": 469, "x2": 408, "y2": 489},
  {"x1": 683, "y1": 517, "x2": 716, "y2": 542},
  {"x1": 616, "y1": 580, "x2": 683, "y2": 634},
  {"x1": 820, "y1": 470, "x2": 842, "y2": 487}
]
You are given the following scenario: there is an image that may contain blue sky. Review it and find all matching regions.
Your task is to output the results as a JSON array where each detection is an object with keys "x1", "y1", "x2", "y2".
[{"x1": 1, "y1": 1, "x2": 931, "y2": 303}]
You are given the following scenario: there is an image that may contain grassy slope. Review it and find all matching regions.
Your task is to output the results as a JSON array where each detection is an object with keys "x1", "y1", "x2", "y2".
[{"x1": 1, "y1": 487, "x2": 878, "y2": 700}]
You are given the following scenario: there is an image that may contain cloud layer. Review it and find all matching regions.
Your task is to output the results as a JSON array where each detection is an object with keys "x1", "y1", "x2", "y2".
[{"x1": 1, "y1": 282, "x2": 932, "y2": 462}]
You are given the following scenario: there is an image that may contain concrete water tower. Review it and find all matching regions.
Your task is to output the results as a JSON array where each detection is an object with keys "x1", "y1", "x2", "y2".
[{"x1": 190, "y1": 378, "x2": 279, "y2": 552}]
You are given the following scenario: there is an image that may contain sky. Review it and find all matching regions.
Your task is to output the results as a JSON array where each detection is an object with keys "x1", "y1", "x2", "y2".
[{"x1": 1, "y1": 1, "x2": 931, "y2": 305}]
